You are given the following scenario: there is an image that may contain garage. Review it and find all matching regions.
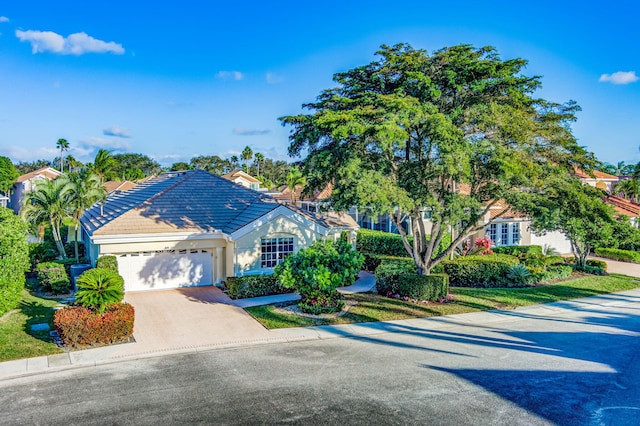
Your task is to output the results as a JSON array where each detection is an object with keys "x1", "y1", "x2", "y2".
[{"x1": 117, "y1": 249, "x2": 214, "y2": 292}]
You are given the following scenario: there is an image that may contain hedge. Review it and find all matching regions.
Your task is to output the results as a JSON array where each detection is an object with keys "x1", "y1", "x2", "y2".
[
  {"x1": 442, "y1": 254, "x2": 520, "y2": 288},
  {"x1": 96, "y1": 255, "x2": 119, "y2": 272},
  {"x1": 492, "y1": 245, "x2": 543, "y2": 257},
  {"x1": 0, "y1": 207, "x2": 30, "y2": 317},
  {"x1": 53, "y1": 257, "x2": 90, "y2": 277},
  {"x1": 357, "y1": 229, "x2": 451, "y2": 258},
  {"x1": 376, "y1": 271, "x2": 449, "y2": 301},
  {"x1": 53, "y1": 303, "x2": 134, "y2": 347},
  {"x1": 36, "y1": 262, "x2": 71, "y2": 294},
  {"x1": 595, "y1": 248, "x2": 640, "y2": 264},
  {"x1": 363, "y1": 254, "x2": 416, "y2": 272},
  {"x1": 226, "y1": 274, "x2": 289, "y2": 299},
  {"x1": 530, "y1": 265, "x2": 573, "y2": 284}
]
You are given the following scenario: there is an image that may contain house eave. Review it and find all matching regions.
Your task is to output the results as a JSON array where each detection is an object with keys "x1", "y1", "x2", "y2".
[{"x1": 89, "y1": 231, "x2": 229, "y2": 245}]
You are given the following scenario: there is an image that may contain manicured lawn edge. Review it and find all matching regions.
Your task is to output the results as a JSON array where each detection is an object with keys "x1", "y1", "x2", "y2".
[{"x1": 245, "y1": 274, "x2": 640, "y2": 329}]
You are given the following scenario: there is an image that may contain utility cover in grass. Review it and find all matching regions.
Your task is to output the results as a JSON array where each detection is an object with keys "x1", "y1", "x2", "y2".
[{"x1": 30, "y1": 323, "x2": 50, "y2": 331}]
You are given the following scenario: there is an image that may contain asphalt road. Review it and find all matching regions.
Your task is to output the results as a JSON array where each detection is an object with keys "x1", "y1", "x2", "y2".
[{"x1": 1, "y1": 292, "x2": 639, "y2": 426}]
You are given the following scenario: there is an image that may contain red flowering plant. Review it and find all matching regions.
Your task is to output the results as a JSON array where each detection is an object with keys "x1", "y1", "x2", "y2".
[{"x1": 475, "y1": 237, "x2": 493, "y2": 255}]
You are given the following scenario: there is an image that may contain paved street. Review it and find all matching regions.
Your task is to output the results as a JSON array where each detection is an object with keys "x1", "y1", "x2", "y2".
[{"x1": 1, "y1": 290, "x2": 639, "y2": 425}]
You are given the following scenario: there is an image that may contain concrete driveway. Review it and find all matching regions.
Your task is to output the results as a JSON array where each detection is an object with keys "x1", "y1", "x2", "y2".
[{"x1": 114, "y1": 287, "x2": 288, "y2": 358}]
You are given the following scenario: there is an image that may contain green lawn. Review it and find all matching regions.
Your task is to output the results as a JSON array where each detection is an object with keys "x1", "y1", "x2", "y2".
[
  {"x1": 245, "y1": 273, "x2": 640, "y2": 329},
  {"x1": 0, "y1": 290, "x2": 63, "y2": 362}
]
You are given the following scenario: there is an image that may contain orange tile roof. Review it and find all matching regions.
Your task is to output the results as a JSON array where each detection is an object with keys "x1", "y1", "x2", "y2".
[
  {"x1": 489, "y1": 199, "x2": 528, "y2": 220},
  {"x1": 272, "y1": 183, "x2": 333, "y2": 203},
  {"x1": 573, "y1": 167, "x2": 618, "y2": 180},
  {"x1": 221, "y1": 170, "x2": 261, "y2": 184},
  {"x1": 16, "y1": 167, "x2": 61, "y2": 183},
  {"x1": 606, "y1": 195, "x2": 640, "y2": 218}
]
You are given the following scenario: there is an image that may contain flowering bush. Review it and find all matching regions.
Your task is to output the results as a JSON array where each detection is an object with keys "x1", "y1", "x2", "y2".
[
  {"x1": 475, "y1": 237, "x2": 493, "y2": 255},
  {"x1": 53, "y1": 303, "x2": 134, "y2": 347}
]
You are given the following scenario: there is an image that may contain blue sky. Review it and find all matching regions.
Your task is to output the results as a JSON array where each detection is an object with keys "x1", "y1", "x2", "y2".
[{"x1": 1, "y1": 1, "x2": 638, "y2": 167}]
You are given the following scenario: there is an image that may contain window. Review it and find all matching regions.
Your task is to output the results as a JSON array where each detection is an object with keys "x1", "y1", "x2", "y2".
[
  {"x1": 501, "y1": 223, "x2": 509, "y2": 246},
  {"x1": 487, "y1": 224, "x2": 497, "y2": 245},
  {"x1": 486, "y1": 222, "x2": 522, "y2": 247},
  {"x1": 512, "y1": 223, "x2": 521, "y2": 245},
  {"x1": 261, "y1": 237, "x2": 294, "y2": 268}
]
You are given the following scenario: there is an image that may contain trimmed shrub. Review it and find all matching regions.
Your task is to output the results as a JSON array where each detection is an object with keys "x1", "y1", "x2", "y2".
[
  {"x1": 357, "y1": 229, "x2": 451, "y2": 258},
  {"x1": 530, "y1": 265, "x2": 573, "y2": 283},
  {"x1": 594, "y1": 248, "x2": 640, "y2": 264},
  {"x1": 377, "y1": 271, "x2": 449, "y2": 301},
  {"x1": 64, "y1": 241, "x2": 86, "y2": 259},
  {"x1": 586, "y1": 259, "x2": 607, "y2": 270},
  {"x1": 442, "y1": 254, "x2": 520, "y2": 288},
  {"x1": 75, "y1": 268, "x2": 125, "y2": 314},
  {"x1": 53, "y1": 303, "x2": 134, "y2": 347},
  {"x1": 28, "y1": 241, "x2": 57, "y2": 267},
  {"x1": 96, "y1": 255, "x2": 119, "y2": 272},
  {"x1": 275, "y1": 239, "x2": 364, "y2": 314},
  {"x1": 226, "y1": 274, "x2": 288, "y2": 299},
  {"x1": 574, "y1": 264, "x2": 607, "y2": 276},
  {"x1": 0, "y1": 207, "x2": 30, "y2": 317},
  {"x1": 364, "y1": 254, "x2": 416, "y2": 272},
  {"x1": 53, "y1": 257, "x2": 90, "y2": 276},
  {"x1": 36, "y1": 262, "x2": 70, "y2": 294},
  {"x1": 493, "y1": 245, "x2": 543, "y2": 257}
]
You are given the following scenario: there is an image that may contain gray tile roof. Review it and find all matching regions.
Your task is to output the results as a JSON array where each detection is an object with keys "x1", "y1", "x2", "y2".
[{"x1": 81, "y1": 170, "x2": 280, "y2": 236}]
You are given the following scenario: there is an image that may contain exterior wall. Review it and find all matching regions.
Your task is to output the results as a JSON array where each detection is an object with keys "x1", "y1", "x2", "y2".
[
  {"x1": 530, "y1": 230, "x2": 572, "y2": 255},
  {"x1": 234, "y1": 214, "x2": 327, "y2": 275}
]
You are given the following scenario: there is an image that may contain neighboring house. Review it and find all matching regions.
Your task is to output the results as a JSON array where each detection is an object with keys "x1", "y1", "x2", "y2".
[
  {"x1": 103, "y1": 180, "x2": 137, "y2": 194},
  {"x1": 605, "y1": 195, "x2": 640, "y2": 227},
  {"x1": 10, "y1": 167, "x2": 62, "y2": 214},
  {"x1": 573, "y1": 167, "x2": 619, "y2": 193},
  {"x1": 221, "y1": 170, "x2": 261, "y2": 191},
  {"x1": 272, "y1": 183, "x2": 333, "y2": 213},
  {"x1": 0, "y1": 193, "x2": 8, "y2": 208},
  {"x1": 80, "y1": 170, "x2": 358, "y2": 292}
]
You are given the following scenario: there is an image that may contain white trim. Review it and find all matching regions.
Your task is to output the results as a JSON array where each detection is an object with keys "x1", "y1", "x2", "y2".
[
  {"x1": 90, "y1": 231, "x2": 228, "y2": 245},
  {"x1": 229, "y1": 205, "x2": 330, "y2": 240}
]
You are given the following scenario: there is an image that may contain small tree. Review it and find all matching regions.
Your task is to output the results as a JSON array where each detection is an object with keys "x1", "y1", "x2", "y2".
[
  {"x1": 75, "y1": 268, "x2": 125, "y2": 314},
  {"x1": 275, "y1": 239, "x2": 363, "y2": 314},
  {"x1": 0, "y1": 156, "x2": 19, "y2": 196},
  {"x1": 286, "y1": 167, "x2": 306, "y2": 203},
  {"x1": 0, "y1": 207, "x2": 30, "y2": 316}
]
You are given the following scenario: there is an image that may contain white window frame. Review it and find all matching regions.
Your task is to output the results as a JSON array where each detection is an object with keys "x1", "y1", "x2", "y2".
[{"x1": 260, "y1": 237, "x2": 294, "y2": 268}]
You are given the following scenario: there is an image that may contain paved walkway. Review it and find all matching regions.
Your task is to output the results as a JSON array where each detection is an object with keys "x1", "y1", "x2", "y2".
[{"x1": 0, "y1": 263, "x2": 637, "y2": 381}]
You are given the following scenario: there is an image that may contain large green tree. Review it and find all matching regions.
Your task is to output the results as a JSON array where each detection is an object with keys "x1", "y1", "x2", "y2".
[
  {"x1": 111, "y1": 153, "x2": 161, "y2": 179},
  {"x1": 0, "y1": 207, "x2": 30, "y2": 317},
  {"x1": 280, "y1": 44, "x2": 594, "y2": 274},
  {"x1": 0, "y1": 156, "x2": 19, "y2": 195},
  {"x1": 241, "y1": 146, "x2": 253, "y2": 172},
  {"x1": 21, "y1": 178, "x2": 73, "y2": 258},
  {"x1": 518, "y1": 177, "x2": 616, "y2": 268},
  {"x1": 189, "y1": 155, "x2": 232, "y2": 174},
  {"x1": 90, "y1": 149, "x2": 118, "y2": 183}
]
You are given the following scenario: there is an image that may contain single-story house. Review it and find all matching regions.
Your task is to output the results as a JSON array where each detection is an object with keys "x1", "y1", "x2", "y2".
[
  {"x1": 221, "y1": 170, "x2": 261, "y2": 191},
  {"x1": 11, "y1": 167, "x2": 62, "y2": 214},
  {"x1": 80, "y1": 170, "x2": 358, "y2": 292},
  {"x1": 103, "y1": 180, "x2": 137, "y2": 194}
]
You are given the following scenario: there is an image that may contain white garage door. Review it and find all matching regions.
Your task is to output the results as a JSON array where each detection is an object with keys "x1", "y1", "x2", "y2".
[{"x1": 117, "y1": 249, "x2": 214, "y2": 292}]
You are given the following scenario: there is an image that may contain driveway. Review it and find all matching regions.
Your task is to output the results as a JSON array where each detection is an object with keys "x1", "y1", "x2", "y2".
[{"x1": 114, "y1": 286, "x2": 288, "y2": 358}]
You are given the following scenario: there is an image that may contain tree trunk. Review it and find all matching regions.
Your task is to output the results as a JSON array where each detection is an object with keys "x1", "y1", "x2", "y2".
[
  {"x1": 51, "y1": 219, "x2": 66, "y2": 258},
  {"x1": 74, "y1": 222, "x2": 80, "y2": 262}
]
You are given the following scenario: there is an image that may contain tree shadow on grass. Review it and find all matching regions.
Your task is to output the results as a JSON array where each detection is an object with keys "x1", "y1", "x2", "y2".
[{"x1": 20, "y1": 299, "x2": 56, "y2": 343}]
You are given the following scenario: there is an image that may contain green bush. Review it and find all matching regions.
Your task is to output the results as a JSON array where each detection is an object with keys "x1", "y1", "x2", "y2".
[
  {"x1": 595, "y1": 248, "x2": 640, "y2": 264},
  {"x1": 493, "y1": 245, "x2": 543, "y2": 257},
  {"x1": 226, "y1": 274, "x2": 288, "y2": 299},
  {"x1": 574, "y1": 264, "x2": 607, "y2": 276},
  {"x1": 529, "y1": 265, "x2": 573, "y2": 283},
  {"x1": 376, "y1": 271, "x2": 449, "y2": 301},
  {"x1": 364, "y1": 254, "x2": 416, "y2": 272},
  {"x1": 586, "y1": 259, "x2": 607, "y2": 270},
  {"x1": 357, "y1": 229, "x2": 451, "y2": 257},
  {"x1": 53, "y1": 303, "x2": 134, "y2": 347},
  {"x1": 442, "y1": 254, "x2": 520, "y2": 288},
  {"x1": 275, "y1": 239, "x2": 364, "y2": 314},
  {"x1": 36, "y1": 262, "x2": 70, "y2": 294},
  {"x1": 28, "y1": 241, "x2": 57, "y2": 268},
  {"x1": 53, "y1": 257, "x2": 90, "y2": 276},
  {"x1": 0, "y1": 207, "x2": 30, "y2": 317},
  {"x1": 506, "y1": 264, "x2": 532, "y2": 287},
  {"x1": 75, "y1": 268, "x2": 125, "y2": 314},
  {"x1": 96, "y1": 255, "x2": 119, "y2": 272},
  {"x1": 64, "y1": 241, "x2": 86, "y2": 259}
]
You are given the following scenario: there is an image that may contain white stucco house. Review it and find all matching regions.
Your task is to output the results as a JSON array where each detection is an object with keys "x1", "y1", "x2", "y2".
[
  {"x1": 80, "y1": 170, "x2": 358, "y2": 292},
  {"x1": 11, "y1": 167, "x2": 62, "y2": 214},
  {"x1": 221, "y1": 170, "x2": 261, "y2": 191}
]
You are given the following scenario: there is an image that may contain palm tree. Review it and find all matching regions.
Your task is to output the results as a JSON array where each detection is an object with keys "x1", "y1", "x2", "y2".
[
  {"x1": 229, "y1": 155, "x2": 239, "y2": 169},
  {"x1": 286, "y1": 167, "x2": 306, "y2": 204},
  {"x1": 614, "y1": 178, "x2": 640, "y2": 203},
  {"x1": 63, "y1": 172, "x2": 106, "y2": 261},
  {"x1": 91, "y1": 149, "x2": 117, "y2": 183},
  {"x1": 254, "y1": 152, "x2": 264, "y2": 177},
  {"x1": 241, "y1": 145, "x2": 253, "y2": 172},
  {"x1": 65, "y1": 155, "x2": 83, "y2": 173},
  {"x1": 21, "y1": 178, "x2": 73, "y2": 258},
  {"x1": 56, "y1": 138, "x2": 70, "y2": 172}
]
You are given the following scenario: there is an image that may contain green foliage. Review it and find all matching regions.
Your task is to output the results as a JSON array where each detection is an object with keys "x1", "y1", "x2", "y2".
[
  {"x1": 111, "y1": 153, "x2": 161, "y2": 179},
  {"x1": 281, "y1": 43, "x2": 593, "y2": 275},
  {"x1": 36, "y1": 262, "x2": 70, "y2": 294},
  {"x1": 363, "y1": 253, "x2": 415, "y2": 272},
  {"x1": 506, "y1": 264, "x2": 532, "y2": 286},
  {"x1": 531, "y1": 265, "x2": 573, "y2": 283},
  {"x1": 53, "y1": 303, "x2": 134, "y2": 347},
  {"x1": 598, "y1": 218, "x2": 640, "y2": 251},
  {"x1": 75, "y1": 268, "x2": 125, "y2": 314},
  {"x1": 226, "y1": 274, "x2": 289, "y2": 299},
  {"x1": 64, "y1": 241, "x2": 86, "y2": 259},
  {"x1": 573, "y1": 264, "x2": 607, "y2": 276},
  {"x1": 595, "y1": 248, "x2": 640, "y2": 264},
  {"x1": 0, "y1": 156, "x2": 19, "y2": 194},
  {"x1": 357, "y1": 229, "x2": 412, "y2": 256},
  {"x1": 53, "y1": 257, "x2": 90, "y2": 276},
  {"x1": 442, "y1": 255, "x2": 520, "y2": 288},
  {"x1": 493, "y1": 245, "x2": 543, "y2": 257},
  {"x1": 275, "y1": 239, "x2": 364, "y2": 314},
  {"x1": 0, "y1": 208, "x2": 30, "y2": 316},
  {"x1": 96, "y1": 255, "x2": 119, "y2": 272},
  {"x1": 376, "y1": 269, "x2": 449, "y2": 301},
  {"x1": 586, "y1": 259, "x2": 608, "y2": 270},
  {"x1": 28, "y1": 241, "x2": 58, "y2": 268}
]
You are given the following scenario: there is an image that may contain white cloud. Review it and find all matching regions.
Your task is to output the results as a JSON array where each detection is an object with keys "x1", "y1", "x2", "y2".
[
  {"x1": 233, "y1": 127, "x2": 270, "y2": 136},
  {"x1": 599, "y1": 71, "x2": 639, "y2": 85},
  {"x1": 15, "y1": 30, "x2": 124, "y2": 55},
  {"x1": 0, "y1": 145, "x2": 58, "y2": 162},
  {"x1": 0, "y1": 16, "x2": 9, "y2": 23},
  {"x1": 265, "y1": 72, "x2": 284, "y2": 84},
  {"x1": 216, "y1": 70, "x2": 244, "y2": 81},
  {"x1": 79, "y1": 137, "x2": 130, "y2": 150},
  {"x1": 103, "y1": 125, "x2": 132, "y2": 138}
]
